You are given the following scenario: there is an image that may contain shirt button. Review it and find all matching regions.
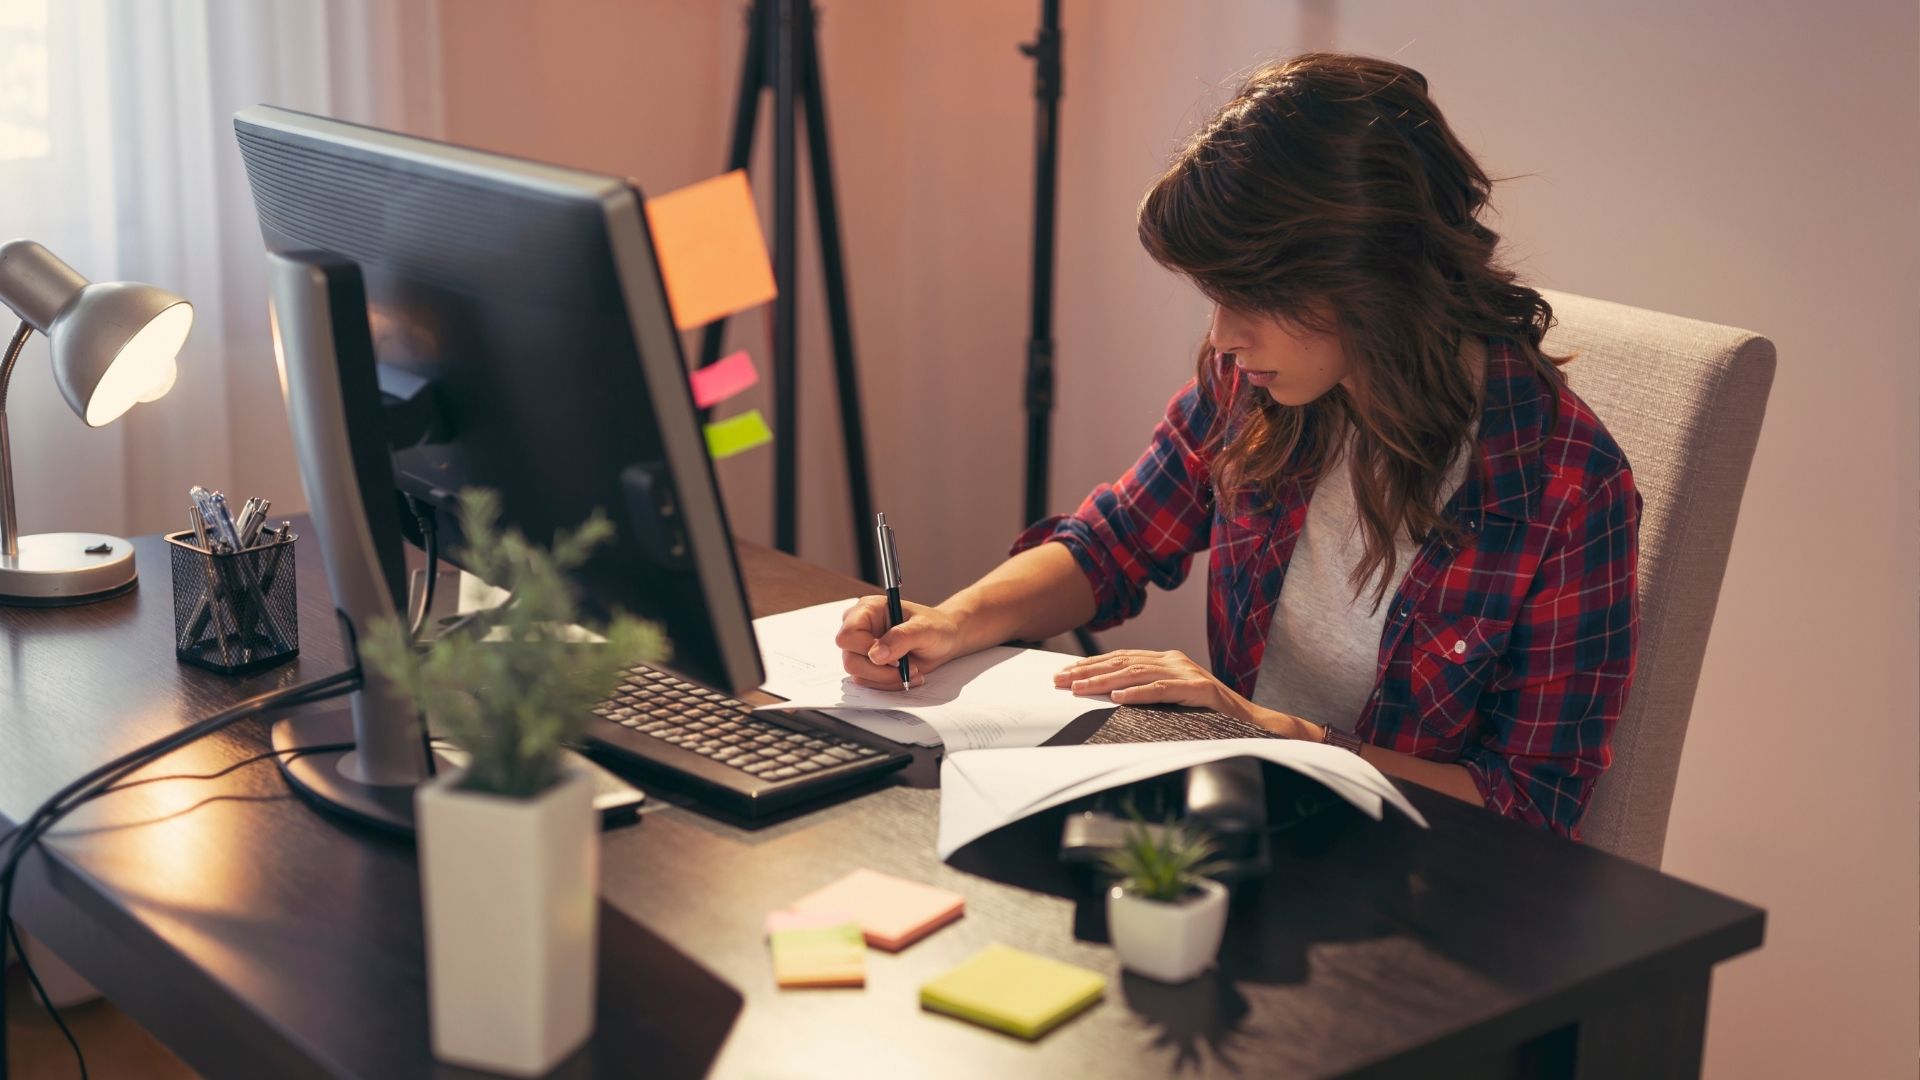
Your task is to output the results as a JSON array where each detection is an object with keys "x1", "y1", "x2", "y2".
[
  {"x1": 1398, "y1": 602, "x2": 1412, "y2": 618},
  {"x1": 1453, "y1": 640, "x2": 1467, "y2": 655}
]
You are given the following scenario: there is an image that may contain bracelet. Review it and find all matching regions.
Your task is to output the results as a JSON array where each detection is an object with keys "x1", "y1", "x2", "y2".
[{"x1": 1319, "y1": 722, "x2": 1364, "y2": 755}]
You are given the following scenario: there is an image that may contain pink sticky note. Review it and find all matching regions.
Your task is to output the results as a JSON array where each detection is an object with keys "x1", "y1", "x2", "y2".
[
  {"x1": 690, "y1": 349, "x2": 760, "y2": 409},
  {"x1": 786, "y1": 868, "x2": 965, "y2": 951}
]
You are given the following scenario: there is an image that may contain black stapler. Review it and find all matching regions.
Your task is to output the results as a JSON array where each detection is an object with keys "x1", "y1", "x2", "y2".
[{"x1": 1057, "y1": 757, "x2": 1272, "y2": 886}]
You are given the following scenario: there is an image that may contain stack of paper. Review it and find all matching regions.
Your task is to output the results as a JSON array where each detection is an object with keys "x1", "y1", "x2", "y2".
[
  {"x1": 751, "y1": 600, "x2": 1110, "y2": 750},
  {"x1": 936, "y1": 738, "x2": 1429, "y2": 859},
  {"x1": 920, "y1": 944, "x2": 1106, "y2": 1039}
]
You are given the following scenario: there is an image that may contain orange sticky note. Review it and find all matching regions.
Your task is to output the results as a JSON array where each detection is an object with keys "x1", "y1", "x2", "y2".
[
  {"x1": 644, "y1": 170, "x2": 778, "y2": 330},
  {"x1": 786, "y1": 868, "x2": 965, "y2": 952}
]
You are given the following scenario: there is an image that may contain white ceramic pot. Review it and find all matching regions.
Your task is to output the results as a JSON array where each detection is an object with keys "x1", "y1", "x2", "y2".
[
  {"x1": 1106, "y1": 877, "x2": 1230, "y2": 984},
  {"x1": 416, "y1": 761, "x2": 600, "y2": 1077}
]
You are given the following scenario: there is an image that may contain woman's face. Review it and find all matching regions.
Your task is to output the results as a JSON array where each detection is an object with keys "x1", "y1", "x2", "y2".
[{"x1": 1209, "y1": 303, "x2": 1349, "y2": 405}]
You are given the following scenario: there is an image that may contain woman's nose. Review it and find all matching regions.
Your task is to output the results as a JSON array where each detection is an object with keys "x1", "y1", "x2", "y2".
[{"x1": 1209, "y1": 308, "x2": 1248, "y2": 354}]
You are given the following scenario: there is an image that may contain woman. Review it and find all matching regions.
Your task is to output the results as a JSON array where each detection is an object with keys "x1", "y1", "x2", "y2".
[{"x1": 836, "y1": 53, "x2": 1640, "y2": 839}]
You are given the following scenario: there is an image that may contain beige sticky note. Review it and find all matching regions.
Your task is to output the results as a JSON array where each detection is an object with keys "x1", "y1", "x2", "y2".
[
  {"x1": 787, "y1": 868, "x2": 965, "y2": 952},
  {"x1": 644, "y1": 170, "x2": 778, "y2": 330}
]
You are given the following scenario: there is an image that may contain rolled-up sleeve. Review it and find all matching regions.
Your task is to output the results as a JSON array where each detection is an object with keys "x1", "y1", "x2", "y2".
[
  {"x1": 1010, "y1": 377, "x2": 1221, "y2": 630},
  {"x1": 1460, "y1": 468, "x2": 1641, "y2": 838}
]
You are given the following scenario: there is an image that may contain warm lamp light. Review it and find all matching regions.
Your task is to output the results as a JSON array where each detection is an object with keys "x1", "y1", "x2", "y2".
[{"x1": 0, "y1": 239, "x2": 192, "y2": 605}]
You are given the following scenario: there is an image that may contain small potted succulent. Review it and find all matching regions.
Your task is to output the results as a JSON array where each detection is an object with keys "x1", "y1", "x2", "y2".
[
  {"x1": 1102, "y1": 809, "x2": 1230, "y2": 984},
  {"x1": 362, "y1": 489, "x2": 666, "y2": 1077}
]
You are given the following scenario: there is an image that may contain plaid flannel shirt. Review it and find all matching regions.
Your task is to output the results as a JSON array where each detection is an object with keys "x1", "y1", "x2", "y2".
[{"x1": 1012, "y1": 340, "x2": 1641, "y2": 837}]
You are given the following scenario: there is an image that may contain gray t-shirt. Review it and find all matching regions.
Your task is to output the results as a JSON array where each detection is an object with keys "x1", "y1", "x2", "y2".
[{"x1": 1250, "y1": 432, "x2": 1473, "y2": 731}]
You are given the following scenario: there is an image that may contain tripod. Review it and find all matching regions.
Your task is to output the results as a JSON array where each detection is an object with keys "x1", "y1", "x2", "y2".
[
  {"x1": 701, "y1": 0, "x2": 877, "y2": 583},
  {"x1": 1020, "y1": 1, "x2": 1100, "y2": 655}
]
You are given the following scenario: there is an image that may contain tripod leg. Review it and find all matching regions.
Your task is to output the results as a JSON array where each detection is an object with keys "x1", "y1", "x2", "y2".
[
  {"x1": 697, "y1": 1, "x2": 770, "y2": 424},
  {"x1": 797, "y1": 0, "x2": 879, "y2": 584},
  {"x1": 770, "y1": 0, "x2": 800, "y2": 554}
]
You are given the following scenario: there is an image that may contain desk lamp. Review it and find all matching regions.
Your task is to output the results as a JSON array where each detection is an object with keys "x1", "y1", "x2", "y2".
[{"x1": 0, "y1": 239, "x2": 192, "y2": 605}]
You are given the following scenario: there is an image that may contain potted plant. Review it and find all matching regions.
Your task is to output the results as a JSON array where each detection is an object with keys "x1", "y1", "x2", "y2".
[
  {"x1": 1102, "y1": 809, "x2": 1230, "y2": 984},
  {"x1": 362, "y1": 489, "x2": 666, "y2": 1077}
]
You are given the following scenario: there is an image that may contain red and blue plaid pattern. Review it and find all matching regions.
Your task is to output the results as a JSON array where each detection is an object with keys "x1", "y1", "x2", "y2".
[{"x1": 1013, "y1": 340, "x2": 1641, "y2": 837}]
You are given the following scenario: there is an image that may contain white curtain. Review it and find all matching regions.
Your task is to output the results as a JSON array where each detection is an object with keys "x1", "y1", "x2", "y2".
[{"x1": 0, "y1": 0, "x2": 442, "y2": 541}]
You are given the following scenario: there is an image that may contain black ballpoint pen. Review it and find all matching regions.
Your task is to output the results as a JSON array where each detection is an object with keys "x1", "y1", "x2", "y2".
[{"x1": 874, "y1": 513, "x2": 912, "y2": 691}]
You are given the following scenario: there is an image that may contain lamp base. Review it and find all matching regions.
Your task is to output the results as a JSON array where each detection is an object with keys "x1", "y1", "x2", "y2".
[{"x1": 0, "y1": 531, "x2": 137, "y2": 606}]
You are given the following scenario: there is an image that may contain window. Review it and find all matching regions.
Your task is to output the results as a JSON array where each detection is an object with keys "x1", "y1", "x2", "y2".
[{"x1": 0, "y1": 0, "x2": 49, "y2": 162}]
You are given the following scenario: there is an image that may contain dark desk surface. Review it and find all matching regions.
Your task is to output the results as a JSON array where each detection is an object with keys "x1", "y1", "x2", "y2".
[{"x1": 1, "y1": 527, "x2": 1764, "y2": 1079}]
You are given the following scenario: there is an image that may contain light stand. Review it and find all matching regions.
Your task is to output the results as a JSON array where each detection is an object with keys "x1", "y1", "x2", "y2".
[
  {"x1": 1018, "y1": 2, "x2": 1100, "y2": 655},
  {"x1": 698, "y1": 0, "x2": 877, "y2": 582}
]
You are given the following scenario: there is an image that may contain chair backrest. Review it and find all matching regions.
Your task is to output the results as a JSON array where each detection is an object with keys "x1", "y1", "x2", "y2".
[{"x1": 1539, "y1": 290, "x2": 1776, "y2": 867}]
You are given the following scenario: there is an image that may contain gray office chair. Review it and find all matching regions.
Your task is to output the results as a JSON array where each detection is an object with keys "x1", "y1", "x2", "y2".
[{"x1": 1540, "y1": 289, "x2": 1775, "y2": 868}]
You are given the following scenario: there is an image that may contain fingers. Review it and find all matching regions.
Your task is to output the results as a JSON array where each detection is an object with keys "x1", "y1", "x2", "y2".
[
  {"x1": 834, "y1": 596, "x2": 893, "y2": 653},
  {"x1": 1062, "y1": 660, "x2": 1178, "y2": 696},
  {"x1": 867, "y1": 614, "x2": 939, "y2": 665},
  {"x1": 1108, "y1": 677, "x2": 1212, "y2": 706},
  {"x1": 1052, "y1": 649, "x2": 1160, "y2": 687},
  {"x1": 846, "y1": 669, "x2": 926, "y2": 692},
  {"x1": 844, "y1": 641, "x2": 925, "y2": 684}
]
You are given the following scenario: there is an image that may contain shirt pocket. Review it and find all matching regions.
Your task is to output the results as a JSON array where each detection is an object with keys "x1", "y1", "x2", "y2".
[{"x1": 1408, "y1": 613, "x2": 1510, "y2": 746}]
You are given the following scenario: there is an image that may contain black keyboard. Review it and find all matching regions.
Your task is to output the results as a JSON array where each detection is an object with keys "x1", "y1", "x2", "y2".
[{"x1": 584, "y1": 665, "x2": 910, "y2": 818}]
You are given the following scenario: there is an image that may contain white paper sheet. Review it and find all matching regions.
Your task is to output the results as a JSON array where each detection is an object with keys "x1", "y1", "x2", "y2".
[
  {"x1": 935, "y1": 738, "x2": 1429, "y2": 859},
  {"x1": 751, "y1": 600, "x2": 1109, "y2": 750}
]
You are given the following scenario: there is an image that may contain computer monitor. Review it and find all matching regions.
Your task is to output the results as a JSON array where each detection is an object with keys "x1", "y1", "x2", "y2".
[{"x1": 234, "y1": 106, "x2": 766, "y2": 828}]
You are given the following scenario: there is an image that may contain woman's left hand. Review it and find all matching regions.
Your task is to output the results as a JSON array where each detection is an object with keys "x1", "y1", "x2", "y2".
[{"x1": 1053, "y1": 649, "x2": 1313, "y2": 740}]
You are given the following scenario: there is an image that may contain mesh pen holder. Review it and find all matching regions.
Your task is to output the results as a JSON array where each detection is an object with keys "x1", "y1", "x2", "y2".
[{"x1": 167, "y1": 530, "x2": 300, "y2": 675}]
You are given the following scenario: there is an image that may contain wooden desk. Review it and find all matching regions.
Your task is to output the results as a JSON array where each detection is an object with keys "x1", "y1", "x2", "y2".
[{"x1": 1, "y1": 527, "x2": 1763, "y2": 1078}]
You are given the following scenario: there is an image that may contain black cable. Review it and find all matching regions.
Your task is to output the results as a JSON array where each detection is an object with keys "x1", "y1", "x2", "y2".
[
  {"x1": 6, "y1": 917, "x2": 85, "y2": 1080},
  {"x1": 407, "y1": 496, "x2": 439, "y2": 640},
  {"x1": 0, "y1": 670, "x2": 358, "y2": 1080}
]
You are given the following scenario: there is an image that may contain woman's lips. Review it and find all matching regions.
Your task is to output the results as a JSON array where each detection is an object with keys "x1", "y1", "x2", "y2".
[{"x1": 1241, "y1": 367, "x2": 1278, "y2": 386}]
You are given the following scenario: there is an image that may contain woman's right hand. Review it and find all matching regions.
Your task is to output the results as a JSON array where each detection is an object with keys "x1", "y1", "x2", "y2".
[{"x1": 834, "y1": 596, "x2": 964, "y2": 691}]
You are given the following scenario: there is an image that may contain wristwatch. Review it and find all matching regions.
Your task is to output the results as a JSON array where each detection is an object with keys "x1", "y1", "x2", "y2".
[{"x1": 1319, "y1": 722, "x2": 1364, "y2": 755}]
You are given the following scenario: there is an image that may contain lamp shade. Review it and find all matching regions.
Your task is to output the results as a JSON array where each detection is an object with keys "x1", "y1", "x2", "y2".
[{"x1": 0, "y1": 239, "x2": 191, "y2": 427}]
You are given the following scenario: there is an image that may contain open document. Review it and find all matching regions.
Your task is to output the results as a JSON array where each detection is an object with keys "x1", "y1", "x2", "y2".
[
  {"x1": 751, "y1": 600, "x2": 1111, "y2": 751},
  {"x1": 936, "y1": 738, "x2": 1429, "y2": 859}
]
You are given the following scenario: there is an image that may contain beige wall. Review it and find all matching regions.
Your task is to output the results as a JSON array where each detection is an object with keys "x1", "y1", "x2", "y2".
[{"x1": 438, "y1": 2, "x2": 1919, "y2": 1075}]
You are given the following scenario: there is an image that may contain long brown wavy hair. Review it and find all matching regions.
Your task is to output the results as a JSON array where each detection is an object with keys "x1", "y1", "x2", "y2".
[{"x1": 1137, "y1": 53, "x2": 1568, "y2": 609}]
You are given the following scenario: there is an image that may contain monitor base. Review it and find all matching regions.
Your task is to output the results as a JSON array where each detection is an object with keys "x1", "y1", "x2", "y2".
[{"x1": 273, "y1": 708, "x2": 428, "y2": 835}]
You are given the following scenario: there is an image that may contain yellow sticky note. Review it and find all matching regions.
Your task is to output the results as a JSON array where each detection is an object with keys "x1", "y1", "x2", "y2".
[
  {"x1": 769, "y1": 921, "x2": 866, "y2": 988},
  {"x1": 644, "y1": 170, "x2": 778, "y2": 330},
  {"x1": 920, "y1": 944, "x2": 1105, "y2": 1039},
  {"x1": 705, "y1": 409, "x2": 773, "y2": 460}
]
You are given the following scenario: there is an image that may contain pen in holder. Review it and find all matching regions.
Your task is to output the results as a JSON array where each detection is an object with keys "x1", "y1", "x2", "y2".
[{"x1": 167, "y1": 526, "x2": 300, "y2": 674}]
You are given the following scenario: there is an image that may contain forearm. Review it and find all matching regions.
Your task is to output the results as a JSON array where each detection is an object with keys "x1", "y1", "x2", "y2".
[
  {"x1": 1241, "y1": 703, "x2": 1483, "y2": 807},
  {"x1": 936, "y1": 542, "x2": 1097, "y2": 656}
]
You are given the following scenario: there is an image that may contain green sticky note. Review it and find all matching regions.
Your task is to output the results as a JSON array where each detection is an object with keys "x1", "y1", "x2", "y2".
[
  {"x1": 769, "y1": 921, "x2": 866, "y2": 988},
  {"x1": 920, "y1": 944, "x2": 1105, "y2": 1039},
  {"x1": 705, "y1": 409, "x2": 773, "y2": 460}
]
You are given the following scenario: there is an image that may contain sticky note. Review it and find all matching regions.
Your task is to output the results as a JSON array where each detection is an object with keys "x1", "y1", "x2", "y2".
[
  {"x1": 705, "y1": 409, "x2": 773, "y2": 460},
  {"x1": 690, "y1": 349, "x2": 760, "y2": 409},
  {"x1": 764, "y1": 908, "x2": 856, "y2": 935},
  {"x1": 769, "y1": 921, "x2": 866, "y2": 988},
  {"x1": 644, "y1": 170, "x2": 778, "y2": 330},
  {"x1": 920, "y1": 944, "x2": 1106, "y2": 1039},
  {"x1": 786, "y1": 868, "x2": 964, "y2": 952}
]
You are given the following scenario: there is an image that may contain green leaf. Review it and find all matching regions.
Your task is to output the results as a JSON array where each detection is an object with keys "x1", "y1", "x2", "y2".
[{"x1": 357, "y1": 488, "x2": 670, "y2": 799}]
